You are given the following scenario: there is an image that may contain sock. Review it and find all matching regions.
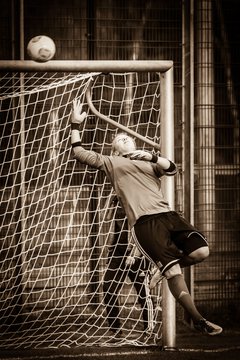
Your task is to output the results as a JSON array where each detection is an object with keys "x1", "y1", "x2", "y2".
[{"x1": 167, "y1": 274, "x2": 203, "y2": 323}]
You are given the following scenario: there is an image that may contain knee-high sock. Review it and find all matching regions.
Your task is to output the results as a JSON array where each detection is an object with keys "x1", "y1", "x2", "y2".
[{"x1": 167, "y1": 274, "x2": 203, "y2": 323}]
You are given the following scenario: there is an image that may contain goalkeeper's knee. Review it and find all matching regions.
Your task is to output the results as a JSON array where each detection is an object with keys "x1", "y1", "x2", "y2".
[
  {"x1": 188, "y1": 246, "x2": 209, "y2": 263},
  {"x1": 185, "y1": 231, "x2": 209, "y2": 262}
]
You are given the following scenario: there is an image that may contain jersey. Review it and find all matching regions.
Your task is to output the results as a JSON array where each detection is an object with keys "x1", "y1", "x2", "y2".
[{"x1": 73, "y1": 146, "x2": 177, "y2": 228}]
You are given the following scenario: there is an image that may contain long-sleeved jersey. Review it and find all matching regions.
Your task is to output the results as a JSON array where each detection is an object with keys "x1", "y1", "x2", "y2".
[{"x1": 73, "y1": 146, "x2": 177, "y2": 228}]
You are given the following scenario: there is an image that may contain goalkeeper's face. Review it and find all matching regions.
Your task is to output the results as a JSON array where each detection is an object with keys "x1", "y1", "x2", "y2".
[{"x1": 112, "y1": 133, "x2": 136, "y2": 156}]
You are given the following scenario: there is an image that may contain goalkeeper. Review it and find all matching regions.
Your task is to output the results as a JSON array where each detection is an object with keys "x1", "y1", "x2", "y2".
[
  {"x1": 71, "y1": 100, "x2": 222, "y2": 336},
  {"x1": 103, "y1": 195, "x2": 153, "y2": 338}
]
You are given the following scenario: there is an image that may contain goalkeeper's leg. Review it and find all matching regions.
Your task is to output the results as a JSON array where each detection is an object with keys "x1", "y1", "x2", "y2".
[
  {"x1": 103, "y1": 258, "x2": 128, "y2": 333},
  {"x1": 165, "y1": 264, "x2": 222, "y2": 335},
  {"x1": 129, "y1": 260, "x2": 154, "y2": 333}
]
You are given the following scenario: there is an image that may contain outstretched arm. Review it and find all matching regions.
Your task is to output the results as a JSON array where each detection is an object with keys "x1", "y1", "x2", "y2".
[
  {"x1": 128, "y1": 150, "x2": 177, "y2": 175},
  {"x1": 71, "y1": 99, "x2": 87, "y2": 145},
  {"x1": 70, "y1": 100, "x2": 104, "y2": 169}
]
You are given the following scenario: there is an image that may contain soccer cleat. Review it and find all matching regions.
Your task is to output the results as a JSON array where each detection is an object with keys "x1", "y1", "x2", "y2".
[
  {"x1": 149, "y1": 268, "x2": 164, "y2": 289},
  {"x1": 194, "y1": 319, "x2": 223, "y2": 336}
]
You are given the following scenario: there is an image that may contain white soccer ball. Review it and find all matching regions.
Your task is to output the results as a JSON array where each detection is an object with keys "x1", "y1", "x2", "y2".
[{"x1": 27, "y1": 35, "x2": 56, "y2": 62}]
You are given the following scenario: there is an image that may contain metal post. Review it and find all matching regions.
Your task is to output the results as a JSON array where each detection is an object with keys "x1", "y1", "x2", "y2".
[
  {"x1": 160, "y1": 67, "x2": 176, "y2": 349},
  {"x1": 196, "y1": 0, "x2": 216, "y2": 237},
  {"x1": 182, "y1": 0, "x2": 195, "y2": 325}
]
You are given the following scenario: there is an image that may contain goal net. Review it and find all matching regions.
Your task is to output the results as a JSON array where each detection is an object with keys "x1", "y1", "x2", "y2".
[{"x1": 0, "y1": 61, "x2": 174, "y2": 349}]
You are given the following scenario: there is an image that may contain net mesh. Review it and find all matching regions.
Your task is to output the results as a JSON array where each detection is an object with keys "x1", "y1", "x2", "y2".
[{"x1": 0, "y1": 71, "x2": 164, "y2": 349}]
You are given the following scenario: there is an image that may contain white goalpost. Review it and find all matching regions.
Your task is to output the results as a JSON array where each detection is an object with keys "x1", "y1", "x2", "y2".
[{"x1": 0, "y1": 60, "x2": 175, "y2": 350}]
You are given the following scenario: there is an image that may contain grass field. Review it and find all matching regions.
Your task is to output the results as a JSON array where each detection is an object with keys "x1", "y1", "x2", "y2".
[{"x1": 0, "y1": 324, "x2": 239, "y2": 360}]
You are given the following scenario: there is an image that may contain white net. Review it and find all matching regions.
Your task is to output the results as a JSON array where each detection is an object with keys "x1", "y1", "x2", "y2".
[{"x1": 0, "y1": 70, "x2": 164, "y2": 349}]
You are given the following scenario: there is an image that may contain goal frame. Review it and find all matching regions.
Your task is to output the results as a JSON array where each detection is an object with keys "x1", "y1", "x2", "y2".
[{"x1": 0, "y1": 60, "x2": 176, "y2": 349}]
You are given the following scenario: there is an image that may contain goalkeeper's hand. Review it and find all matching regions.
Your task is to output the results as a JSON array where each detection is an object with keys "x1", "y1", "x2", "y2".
[
  {"x1": 71, "y1": 99, "x2": 87, "y2": 124},
  {"x1": 128, "y1": 150, "x2": 153, "y2": 161}
]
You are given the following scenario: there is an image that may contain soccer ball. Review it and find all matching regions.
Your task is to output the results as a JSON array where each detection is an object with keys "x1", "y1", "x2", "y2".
[{"x1": 27, "y1": 35, "x2": 56, "y2": 62}]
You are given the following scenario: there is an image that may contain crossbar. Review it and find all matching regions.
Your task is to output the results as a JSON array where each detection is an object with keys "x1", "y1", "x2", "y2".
[{"x1": 0, "y1": 60, "x2": 173, "y2": 72}]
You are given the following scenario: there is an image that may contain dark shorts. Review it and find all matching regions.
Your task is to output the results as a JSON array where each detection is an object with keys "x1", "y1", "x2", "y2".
[{"x1": 133, "y1": 211, "x2": 208, "y2": 273}]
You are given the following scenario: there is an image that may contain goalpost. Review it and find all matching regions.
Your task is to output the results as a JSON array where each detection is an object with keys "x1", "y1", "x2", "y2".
[{"x1": 0, "y1": 60, "x2": 175, "y2": 350}]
